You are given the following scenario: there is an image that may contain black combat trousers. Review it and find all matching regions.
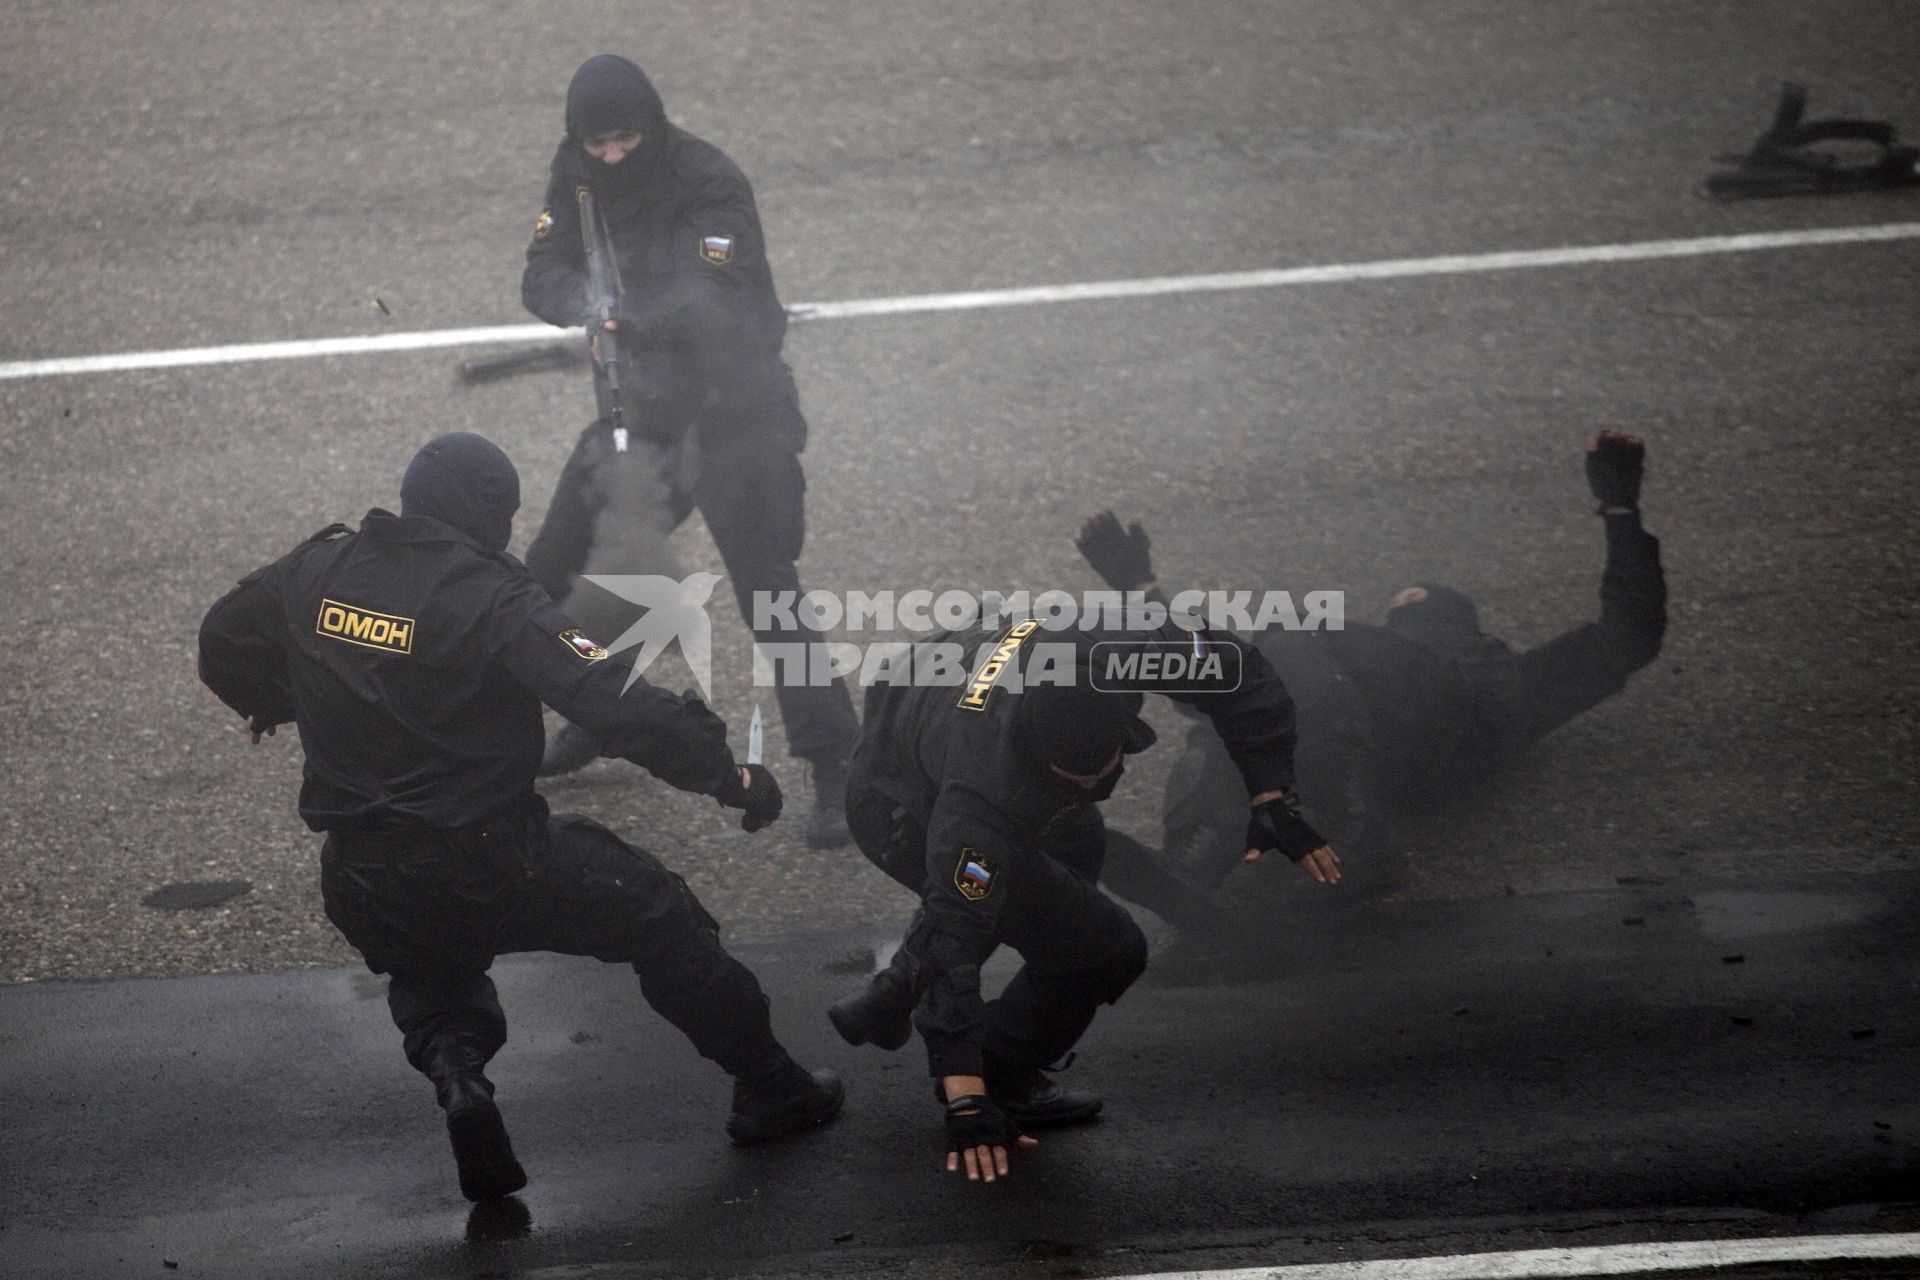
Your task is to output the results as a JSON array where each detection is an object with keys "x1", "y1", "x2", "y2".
[
  {"x1": 847, "y1": 781, "x2": 1147, "y2": 1077},
  {"x1": 319, "y1": 796, "x2": 781, "y2": 1080},
  {"x1": 523, "y1": 360, "x2": 859, "y2": 764}
]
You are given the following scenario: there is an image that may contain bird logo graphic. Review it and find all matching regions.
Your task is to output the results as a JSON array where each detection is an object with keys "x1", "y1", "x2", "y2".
[{"x1": 579, "y1": 571, "x2": 725, "y2": 699}]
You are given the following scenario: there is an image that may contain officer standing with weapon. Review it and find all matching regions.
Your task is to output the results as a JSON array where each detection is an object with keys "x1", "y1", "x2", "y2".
[{"x1": 520, "y1": 54, "x2": 861, "y2": 848}]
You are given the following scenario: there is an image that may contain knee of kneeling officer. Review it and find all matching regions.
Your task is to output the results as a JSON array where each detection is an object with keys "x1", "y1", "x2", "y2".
[{"x1": 1094, "y1": 916, "x2": 1150, "y2": 1004}]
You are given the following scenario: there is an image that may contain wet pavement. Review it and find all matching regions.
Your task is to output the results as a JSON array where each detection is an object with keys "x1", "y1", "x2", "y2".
[{"x1": 2, "y1": 868, "x2": 1913, "y2": 1279}]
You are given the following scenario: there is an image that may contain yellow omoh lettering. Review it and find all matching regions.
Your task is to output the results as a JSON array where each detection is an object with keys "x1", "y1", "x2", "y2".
[
  {"x1": 316, "y1": 599, "x2": 417, "y2": 655},
  {"x1": 957, "y1": 618, "x2": 1042, "y2": 711}
]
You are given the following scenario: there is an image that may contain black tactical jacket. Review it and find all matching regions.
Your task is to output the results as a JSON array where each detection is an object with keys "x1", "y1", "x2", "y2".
[
  {"x1": 198, "y1": 510, "x2": 737, "y2": 832},
  {"x1": 851, "y1": 616, "x2": 1299, "y2": 1075},
  {"x1": 522, "y1": 127, "x2": 789, "y2": 384},
  {"x1": 1317, "y1": 510, "x2": 1668, "y2": 806}
]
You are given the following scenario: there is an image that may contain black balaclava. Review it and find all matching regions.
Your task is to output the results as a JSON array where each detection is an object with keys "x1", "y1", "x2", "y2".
[
  {"x1": 1020, "y1": 679, "x2": 1144, "y2": 779},
  {"x1": 1386, "y1": 582, "x2": 1503, "y2": 665},
  {"x1": 399, "y1": 432, "x2": 520, "y2": 552},
  {"x1": 565, "y1": 54, "x2": 671, "y2": 200}
]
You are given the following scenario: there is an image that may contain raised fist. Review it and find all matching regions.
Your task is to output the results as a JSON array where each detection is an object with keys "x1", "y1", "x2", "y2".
[
  {"x1": 1585, "y1": 432, "x2": 1645, "y2": 511},
  {"x1": 1075, "y1": 511, "x2": 1155, "y2": 592}
]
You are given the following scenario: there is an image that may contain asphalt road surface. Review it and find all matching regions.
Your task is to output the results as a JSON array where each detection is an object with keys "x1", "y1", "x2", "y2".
[
  {"x1": 2, "y1": 871, "x2": 1915, "y2": 1279},
  {"x1": 1, "y1": 1, "x2": 1916, "y2": 1275}
]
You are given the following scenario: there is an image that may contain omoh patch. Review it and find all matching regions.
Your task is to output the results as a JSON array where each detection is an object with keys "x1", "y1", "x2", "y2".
[
  {"x1": 558, "y1": 627, "x2": 608, "y2": 660},
  {"x1": 700, "y1": 234, "x2": 735, "y2": 264},
  {"x1": 954, "y1": 847, "x2": 998, "y2": 902}
]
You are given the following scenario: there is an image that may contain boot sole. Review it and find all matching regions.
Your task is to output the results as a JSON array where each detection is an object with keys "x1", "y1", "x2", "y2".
[
  {"x1": 827, "y1": 997, "x2": 913, "y2": 1052},
  {"x1": 448, "y1": 1100, "x2": 529, "y2": 1202},
  {"x1": 803, "y1": 825, "x2": 854, "y2": 850},
  {"x1": 726, "y1": 1072, "x2": 846, "y2": 1146}
]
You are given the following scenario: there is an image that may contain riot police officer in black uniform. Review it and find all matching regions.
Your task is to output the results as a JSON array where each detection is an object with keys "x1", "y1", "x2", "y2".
[
  {"x1": 827, "y1": 613, "x2": 1337, "y2": 1185},
  {"x1": 520, "y1": 54, "x2": 860, "y2": 849},
  {"x1": 1077, "y1": 432, "x2": 1668, "y2": 922},
  {"x1": 198, "y1": 432, "x2": 843, "y2": 1204}
]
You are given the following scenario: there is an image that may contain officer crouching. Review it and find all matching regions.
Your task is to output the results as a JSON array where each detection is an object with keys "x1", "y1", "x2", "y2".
[
  {"x1": 197, "y1": 432, "x2": 842, "y2": 1204},
  {"x1": 828, "y1": 613, "x2": 1339, "y2": 1185}
]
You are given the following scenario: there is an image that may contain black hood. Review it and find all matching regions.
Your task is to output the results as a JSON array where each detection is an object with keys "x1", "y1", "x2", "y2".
[
  {"x1": 564, "y1": 54, "x2": 671, "y2": 201},
  {"x1": 1386, "y1": 582, "x2": 1508, "y2": 665},
  {"x1": 399, "y1": 432, "x2": 520, "y2": 552},
  {"x1": 1017, "y1": 677, "x2": 1156, "y2": 777}
]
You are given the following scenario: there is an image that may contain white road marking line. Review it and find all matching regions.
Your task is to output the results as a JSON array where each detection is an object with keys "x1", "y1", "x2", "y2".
[
  {"x1": 3, "y1": 222, "x2": 1916, "y2": 382},
  {"x1": 0, "y1": 323, "x2": 560, "y2": 381},
  {"x1": 1106, "y1": 1232, "x2": 1920, "y2": 1280}
]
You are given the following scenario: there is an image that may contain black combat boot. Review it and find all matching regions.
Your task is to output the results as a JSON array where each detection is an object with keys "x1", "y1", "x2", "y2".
[
  {"x1": 803, "y1": 756, "x2": 852, "y2": 850},
  {"x1": 537, "y1": 721, "x2": 598, "y2": 778},
  {"x1": 424, "y1": 1039, "x2": 527, "y2": 1202},
  {"x1": 986, "y1": 1063, "x2": 1103, "y2": 1131},
  {"x1": 827, "y1": 964, "x2": 915, "y2": 1051},
  {"x1": 725, "y1": 1054, "x2": 845, "y2": 1146}
]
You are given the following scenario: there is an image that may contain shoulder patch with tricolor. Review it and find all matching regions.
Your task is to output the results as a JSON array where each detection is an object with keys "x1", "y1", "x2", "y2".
[
  {"x1": 557, "y1": 627, "x2": 608, "y2": 660},
  {"x1": 953, "y1": 847, "x2": 999, "y2": 902},
  {"x1": 699, "y1": 233, "x2": 735, "y2": 265},
  {"x1": 533, "y1": 209, "x2": 554, "y2": 242}
]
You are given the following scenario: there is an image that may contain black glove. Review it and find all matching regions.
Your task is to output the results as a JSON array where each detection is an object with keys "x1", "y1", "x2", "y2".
[
  {"x1": 615, "y1": 291, "x2": 693, "y2": 346},
  {"x1": 1585, "y1": 432, "x2": 1645, "y2": 511},
  {"x1": 1245, "y1": 792, "x2": 1327, "y2": 862},
  {"x1": 943, "y1": 1094, "x2": 1025, "y2": 1155},
  {"x1": 716, "y1": 763, "x2": 783, "y2": 833},
  {"x1": 1075, "y1": 511, "x2": 1155, "y2": 592}
]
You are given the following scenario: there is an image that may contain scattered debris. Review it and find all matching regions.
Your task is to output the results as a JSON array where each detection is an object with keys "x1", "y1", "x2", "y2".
[
  {"x1": 1706, "y1": 82, "x2": 1920, "y2": 200},
  {"x1": 372, "y1": 296, "x2": 391, "y2": 316},
  {"x1": 1850, "y1": 1028, "x2": 1876, "y2": 1040},
  {"x1": 1722, "y1": 954, "x2": 1745, "y2": 965},
  {"x1": 1730, "y1": 1015, "x2": 1755, "y2": 1027},
  {"x1": 569, "y1": 1030, "x2": 599, "y2": 1045},
  {"x1": 1452, "y1": 1006, "x2": 1469, "y2": 1017},
  {"x1": 1622, "y1": 917, "x2": 1646, "y2": 927},
  {"x1": 1615, "y1": 875, "x2": 1666, "y2": 886}
]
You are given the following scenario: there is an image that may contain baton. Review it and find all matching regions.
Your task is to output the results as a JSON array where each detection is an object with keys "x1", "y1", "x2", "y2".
[{"x1": 456, "y1": 343, "x2": 585, "y2": 383}]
